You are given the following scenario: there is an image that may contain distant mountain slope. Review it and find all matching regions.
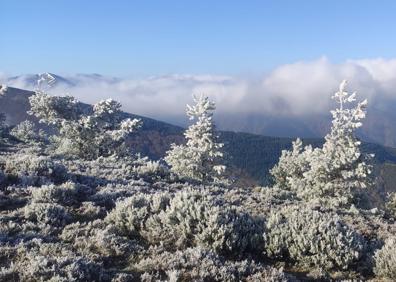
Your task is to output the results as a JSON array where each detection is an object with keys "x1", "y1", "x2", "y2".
[
  {"x1": 4, "y1": 72, "x2": 396, "y2": 147},
  {"x1": 2, "y1": 86, "x2": 396, "y2": 186}
]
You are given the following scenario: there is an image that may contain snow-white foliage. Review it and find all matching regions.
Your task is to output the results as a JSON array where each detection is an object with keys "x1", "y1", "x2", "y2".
[
  {"x1": 29, "y1": 92, "x2": 142, "y2": 159},
  {"x1": 265, "y1": 205, "x2": 365, "y2": 270},
  {"x1": 165, "y1": 95, "x2": 225, "y2": 182},
  {"x1": 10, "y1": 120, "x2": 47, "y2": 144},
  {"x1": 271, "y1": 80, "x2": 372, "y2": 206},
  {"x1": 374, "y1": 237, "x2": 396, "y2": 279}
]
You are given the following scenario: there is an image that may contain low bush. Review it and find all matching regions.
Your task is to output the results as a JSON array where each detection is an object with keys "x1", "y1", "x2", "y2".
[
  {"x1": 265, "y1": 205, "x2": 365, "y2": 270},
  {"x1": 24, "y1": 202, "x2": 70, "y2": 226},
  {"x1": 4, "y1": 152, "x2": 67, "y2": 186},
  {"x1": 142, "y1": 190, "x2": 265, "y2": 256},
  {"x1": 31, "y1": 182, "x2": 80, "y2": 205}
]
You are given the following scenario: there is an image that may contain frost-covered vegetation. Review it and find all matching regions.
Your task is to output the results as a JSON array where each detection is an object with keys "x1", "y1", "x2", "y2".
[
  {"x1": 270, "y1": 81, "x2": 372, "y2": 207},
  {"x1": 0, "y1": 80, "x2": 395, "y2": 281},
  {"x1": 28, "y1": 92, "x2": 142, "y2": 159}
]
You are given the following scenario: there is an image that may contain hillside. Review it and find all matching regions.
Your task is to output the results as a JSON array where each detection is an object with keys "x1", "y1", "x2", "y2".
[{"x1": 2, "y1": 86, "x2": 396, "y2": 188}]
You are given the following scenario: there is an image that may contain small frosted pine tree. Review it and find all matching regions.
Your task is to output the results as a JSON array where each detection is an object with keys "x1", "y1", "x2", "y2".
[
  {"x1": 165, "y1": 95, "x2": 225, "y2": 182},
  {"x1": 271, "y1": 80, "x2": 372, "y2": 206},
  {"x1": 29, "y1": 91, "x2": 141, "y2": 160}
]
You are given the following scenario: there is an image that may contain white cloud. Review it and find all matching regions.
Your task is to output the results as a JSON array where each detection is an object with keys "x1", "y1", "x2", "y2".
[{"x1": 4, "y1": 57, "x2": 396, "y2": 120}]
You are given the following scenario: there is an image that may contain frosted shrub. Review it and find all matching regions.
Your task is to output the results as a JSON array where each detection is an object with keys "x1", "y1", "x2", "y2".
[
  {"x1": 165, "y1": 95, "x2": 225, "y2": 182},
  {"x1": 60, "y1": 220, "x2": 104, "y2": 243},
  {"x1": 92, "y1": 226, "x2": 142, "y2": 257},
  {"x1": 105, "y1": 192, "x2": 171, "y2": 237},
  {"x1": 77, "y1": 201, "x2": 106, "y2": 220},
  {"x1": 31, "y1": 182, "x2": 80, "y2": 206},
  {"x1": 136, "y1": 247, "x2": 291, "y2": 282},
  {"x1": 271, "y1": 81, "x2": 372, "y2": 207},
  {"x1": 265, "y1": 205, "x2": 365, "y2": 270},
  {"x1": 196, "y1": 208, "x2": 265, "y2": 256},
  {"x1": 374, "y1": 237, "x2": 396, "y2": 279},
  {"x1": 10, "y1": 120, "x2": 46, "y2": 144},
  {"x1": 132, "y1": 159, "x2": 169, "y2": 180},
  {"x1": 89, "y1": 184, "x2": 138, "y2": 208},
  {"x1": 143, "y1": 190, "x2": 264, "y2": 255},
  {"x1": 29, "y1": 92, "x2": 142, "y2": 159},
  {"x1": 4, "y1": 152, "x2": 67, "y2": 185},
  {"x1": 24, "y1": 202, "x2": 70, "y2": 226},
  {"x1": 61, "y1": 221, "x2": 141, "y2": 259}
]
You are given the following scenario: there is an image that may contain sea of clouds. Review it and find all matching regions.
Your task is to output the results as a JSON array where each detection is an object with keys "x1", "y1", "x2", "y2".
[{"x1": 2, "y1": 57, "x2": 396, "y2": 124}]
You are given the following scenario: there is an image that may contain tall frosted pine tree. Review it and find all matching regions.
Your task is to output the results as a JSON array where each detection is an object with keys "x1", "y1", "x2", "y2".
[
  {"x1": 271, "y1": 80, "x2": 372, "y2": 206},
  {"x1": 165, "y1": 95, "x2": 225, "y2": 182}
]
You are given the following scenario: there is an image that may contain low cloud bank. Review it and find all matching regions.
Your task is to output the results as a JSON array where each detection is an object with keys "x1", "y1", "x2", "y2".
[{"x1": 3, "y1": 57, "x2": 396, "y2": 121}]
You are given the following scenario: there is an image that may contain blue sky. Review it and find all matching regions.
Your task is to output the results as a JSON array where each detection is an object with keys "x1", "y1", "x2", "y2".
[{"x1": 1, "y1": 0, "x2": 395, "y2": 76}]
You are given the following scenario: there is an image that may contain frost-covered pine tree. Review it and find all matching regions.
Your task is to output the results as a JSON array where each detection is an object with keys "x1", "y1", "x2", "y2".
[
  {"x1": 29, "y1": 91, "x2": 141, "y2": 160},
  {"x1": 271, "y1": 80, "x2": 372, "y2": 206},
  {"x1": 307, "y1": 80, "x2": 372, "y2": 201},
  {"x1": 165, "y1": 95, "x2": 225, "y2": 182}
]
